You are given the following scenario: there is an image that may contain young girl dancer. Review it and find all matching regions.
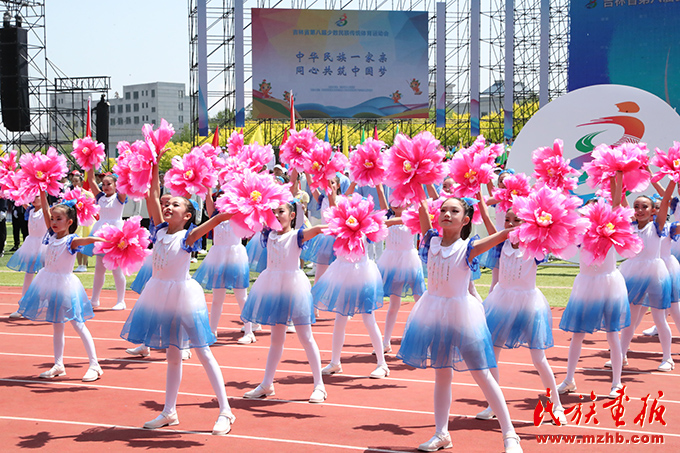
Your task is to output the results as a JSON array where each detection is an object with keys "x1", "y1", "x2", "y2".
[
  {"x1": 17, "y1": 189, "x2": 104, "y2": 382},
  {"x1": 120, "y1": 162, "x2": 236, "y2": 435},
  {"x1": 375, "y1": 184, "x2": 425, "y2": 353},
  {"x1": 241, "y1": 200, "x2": 327, "y2": 403},
  {"x1": 397, "y1": 193, "x2": 522, "y2": 453},
  {"x1": 482, "y1": 169, "x2": 514, "y2": 292},
  {"x1": 618, "y1": 179, "x2": 675, "y2": 371},
  {"x1": 193, "y1": 188, "x2": 253, "y2": 344},
  {"x1": 84, "y1": 168, "x2": 127, "y2": 310},
  {"x1": 475, "y1": 199, "x2": 567, "y2": 424},
  {"x1": 558, "y1": 174, "x2": 630, "y2": 398},
  {"x1": 8, "y1": 195, "x2": 47, "y2": 319},
  {"x1": 301, "y1": 174, "x2": 340, "y2": 283}
]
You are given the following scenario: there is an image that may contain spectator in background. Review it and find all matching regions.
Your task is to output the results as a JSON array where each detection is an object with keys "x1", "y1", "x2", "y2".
[{"x1": 10, "y1": 200, "x2": 28, "y2": 251}]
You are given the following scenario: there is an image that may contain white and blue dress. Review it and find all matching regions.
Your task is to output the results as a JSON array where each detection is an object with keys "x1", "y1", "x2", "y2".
[
  {"x1": 17, "y1": 231, "x2": 92, "y2": 323},
  {"x1": 241, "y1": 228, "x2": 315, "y2": 326},
  {"x1": 120, "y1": 224, "x2": 214, "y2": 350},
  {"x1": 660, "y1": 222, "x2": 680, "y2": 304},
  {"x1": 479, "y1": 205, "x2": 507, "y2": 270},
  {"x1": 301, "y1": 195, "x2": 336, "y2": 265},
  {"x1": 377, "y1": 224, "x2": 426, "y2": 298},
  {"x1": 397, "y1": 230, "x2": 496, "y2": 370},
  {"x1": 130, "y1": 219, "x2": 156, "y2": 294},
  {"x1": 246, "y1": 230, "x2": 268, "y2": 273},
  {"x1": 82, "y1": 192, "x2": 126, "y2": 256},
  {"x1": 560, "y1": 247, "x2": 630, "y2": 333},
  {"x1": 483, "y1": 241, "x2": 553, "y2": 349},
  {"x1": 193, "y1": 219, "x2": 250, "y2": 290},
  {"x1": 7, "y1": 206, "x2": 47, "y2": 274},
  {"x1": 618, "y1": 221, "x2": 672, "y2": 310}
]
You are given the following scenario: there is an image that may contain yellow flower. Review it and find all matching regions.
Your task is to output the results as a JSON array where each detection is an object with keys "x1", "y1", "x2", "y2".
[
  {"x1": 605, "y1": 222, "x2": 615, "y2": 233},
  {"x1": 403, "y1": 161, "x2": 413, "y2": 172},
  {"x1": 185, "y1": 169, "x2": 194, "y2": 179},
  {"x1": 117, "y1": 240, "x2": 127, "y2": 250},
  {"x1": 464, "y1": 170, "x2": 477, "y2": 182},
  {"x1": 35, "y1": 170, "x2": 44, "y2": 179},
  {"x1": 250, "y1": 190, "x2": 262, "y2": 203},
  {"x1": 674, "y1": 159, "x2": 680, "y2": 169},
  {"x1": 537, "y1": 211, "x2": 553, "y2": 226},
  {"x1": 363, "y1": 160, "x2": 374, "y2": 169},
  {"x1": 345, "y1": 215, "x2": 358, "y2": 227},
  {"x1": 312, "y1": 162, "x2": 322, "y2": 171}
]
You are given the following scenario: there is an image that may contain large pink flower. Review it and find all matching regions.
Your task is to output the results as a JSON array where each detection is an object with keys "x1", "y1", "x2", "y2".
[
  {"x1": 492, "y1": 173, "x2": 532, "y2": 212},
  {"x1": 532, "y1": 139, "x2": 579, "y2": 192},
  {"x1": 323, "y1": 193, "x2": 388, "y2": 262},
  {"x1": 579, "y1": 200, "x2": 642, "y2": 266},
  {"x1": 466, "y1": 135, "x2": 504, "y2": 161},
  {"x1": 61, "y1": 187, "x2": 99, "y2": 226},
  {"x1": 583, "y1": 143, "x2": 650, "y2": 193},
  {"x1": 227, "y1": 130, "x2": 244, "y2": 156},
  {"x1": 114, "y1": 140, "x2": 156, "y2": 200},
  {"x1": 72, "y1": 136, "x2": 106, "y2": 171},
  {"x1": 385, "y1": 131, "x2": 446, "y2": 206},
  {"x1": 304, "y1": 142, "x2": 349, "y2": 192},
  {"x1": 215, "y1": 170, "x2": 292, "y2": 234},
  {"x1": 651, "y1": 142, "x2": 680, "y2": 184},
  {"x1": 93, "y1": 216, "x2": 152, "y2": 276},
  {"x1": 237, "y1": 143, "x2": 274, "y2": 173},
  {"x1": 508, "y1": 185, "x2": 588, "y2": 260},
  {"x1": 164, "y1": 148, "x2": 217, "y2": 198},
  {"x1": 217, "y1": 155, "x2": 247, "y2": 186},
  {"x1": 280, "y1": 128, "x2": 318, "y2": 171},
  {"x1": 349, "y1": 138, "x2": 387, "y2": 187},
  {"x1": 0, "y1": 149, "x2": 18, "y2": 198},
  {"x1": 402, "y1": 197, "x2": 443, "y2": 235},
  {"x1": 448, "y1": 147, "x2": 495, "y2": 197},
  {"x1": 17, "y1": 147, "x2": 67, "y2": 197},
  {"x1": 142, "y1": 118, "x2": 175, "y2": 156}
]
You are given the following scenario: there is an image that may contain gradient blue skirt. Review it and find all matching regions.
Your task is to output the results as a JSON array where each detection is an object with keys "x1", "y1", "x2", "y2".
[
  {"x1": 619, "y1": 259, "x2": 672, "y2": 309},
  {"x1": 246, "y1": 233, "x2": 267, "y2": 273},
  {"x1": 301, "y1": 234, "x2": 336, "y2": 265},
  {"x1": 312, "y1": 258, "x2": 384, "y2": 316},
  {"x1": 484, "y1": 286, "x2": 554, "y2": 349},
  {"x1": 377, "y1": 249, "x2": 426, "y2": 297},
  {"x1": 18, "y1": 271, "x2": 93, "y2": 323},
  {"x1": 7, "y1": 244, "x2": 44, "y2": 273},
  {"x1": 397, "y1": 291, "x2": 497, "y2": 371},
  {"x1": 130, "y1": 257, "x2": 153, "y2": 294},
  {"x1": 479, "y1": 243, "x2": 503, "y2": 270}
]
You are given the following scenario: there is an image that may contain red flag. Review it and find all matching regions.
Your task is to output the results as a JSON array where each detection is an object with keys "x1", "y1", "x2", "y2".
[
  {"x1": 86, "y1": 98, "x2": 92, "y2": 137},
  {"x1": 373, "y1": 125, "x2": 378, "y2": 140},
  {"x1": 212, "y1": 125, "x2": 220, "y2": 148},
  {"x1": 281, "y1": 128, "x2": 289, "y2": 147},
  {"x1": 290, "y1": 90, "x2": 296, "y2": 131}
]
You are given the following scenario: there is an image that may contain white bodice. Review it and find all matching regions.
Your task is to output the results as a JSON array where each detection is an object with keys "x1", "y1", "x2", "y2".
[
  {"x1": 630, "y1": 222, "x2": 662, "y2": 262},
  {"x1": 661, "y1": 223, "x2": 674, "y2": 261},
  {"x1": 97, "y1": 193, "x2": 125, "y2": 223},
  {"x1": 28, "y1": 208, "x2": 47, "y2": 238},
  {"x1": 579, "y1": 247, "x2": 617, "y2": 276},
  {"x1": 497, "y1": 241, "x2": 537, "y2": 291},
  {"x1": 265, "y1": 229, "x2": 303, "y2": 272},
  {"x1": 426, "y1": 237, "x2": 472, "y2": 299},
  {"x1": 152, "y1": 228, "x2": 192, "y2": 281},
  {"x1": 385, "y1": 225, "x2": 415, "y2": 251},
  {"x1": 43, "y1": 234, "x2": 77, "y2": 274},
  {"x1": 213, "y1": 220, "x2": 243, "y2": 247}
]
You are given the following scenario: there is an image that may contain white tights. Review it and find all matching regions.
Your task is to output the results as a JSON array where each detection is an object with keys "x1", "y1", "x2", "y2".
[
  {"x1": 621, "y1": 304, "x2": 672, "y2": 361},
  {"x1": 490, "y1": 348, "x2": 563, "y2": 411},
  {"x1": 21, "y1": 272, "x2": 34, "y2": 297},
  {"x1": 668, "y1": 303, "x2": 680, "y2": 335},
  {"x1": 52, "y1": 321, "x2": 99, "y2": 368},
  {"x1": 383, "y1": 294, "x2": 420, "y2": 348},
  {"x1": 433, "y1": 367, "x2": 516, "y2": 438},
  {"x1": 565, "y1": 332, "x2": 623, "y2": 387},
  {"x1": 260, "y1": 324, "x2": 323, "y2": 388},
  {"x1": 163, "y1": 345, "x2": 232, "y2": 415},
  {"x1": 330, "y1": 312, "x2": 385, "y2": 366},
  {"x1": 210, "y1": 288, "x2": 250, "y2": 335},
  {"x1": 91, "y1": 255, "x2": 126, "y2": 305}
]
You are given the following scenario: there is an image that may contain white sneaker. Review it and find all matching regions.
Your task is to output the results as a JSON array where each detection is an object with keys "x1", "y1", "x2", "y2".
[
  {"x1": 82, "y1": 365, "x2": 103, "y2": 382},
  {"x1": 190, "y1": 257, "x2": 198, "y2": 263},
  {"x1": 212, "y1": 411, "x2": 235, "y2": 435},
  {"x1": 286, "y1": 323, "x2": 296, "y2": 333},
  {"x1": 181, "y1": 349, "x2": 191, "y2": 361},
  {"x1": 475, "y1": 407, "x2": 496, "y2": 420},
  {"x1": 74, "y1": 265, "x2": 87, "y2": 273},
  {"x1": 39, "y1": 364, "x2": 66, "y2": 379},
  {"x1": 369, "y1": 363, "x2": 390, "y2": 379},
  {"x1": 198, "y1": 249, "x2": 208, "y2": 255},
  {"x1": 252, "y1": 323, "x2": 263, "y2": 332},
  {"x1": 503, "y1": 434, "x2": 523, "y2": 453},
  {"x1": 237, "y1": 333, "x2": 256, "y2": 345},
  {"x1": 8, "y1": 311, "x2": 22, "y2": 319},
  {"x1": 90, "y1": 299, "x2": 100, "y2": 308},
  {"x1": 126, "y1": 345, "x2": 151, "y2": 357},
  {"x1": 552, "y1": 408, "x2": 568, "y2": 426},
  {"x1": 642, "y1": 325, "x2": 658, "y2": 336},
  {"x1": 372, "y1": 344, "x2": 392, "y2": 355},
  {"x1": 111, "y1": 301, "x2": 126, "y2": 311},
  {"x1": 418, "y1": 432, "x2": 452, "y2": 452},
  {"x1": 658, "y1": 358, "x2": 675, "y2": 372},
  {"x1": 243, "y1": 383, "x2": 275, "y2": 399},
  {"x1": 309, "y1": 385, "x2": 327, "y2": 403},
  {"x1": 144, "y1": 411, "x2": 179, "y2": 429},
  {"x1": 321, "y1": 362, "x2": 343, "y2": 375},
  {"x1": 557, "y1": 379, "x2": 577, "y2": 394},
  {"x1": 604, "y1": 356, "x2": 628, "y2": 368},
  {"x1": 608, "y1": 384, "x2": 624, "y2": 399}
]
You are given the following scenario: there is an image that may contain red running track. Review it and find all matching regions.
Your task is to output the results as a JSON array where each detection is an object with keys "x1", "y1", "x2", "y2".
[{"x1": 1, "y1": 286, "x2": 679, "y2": 452}]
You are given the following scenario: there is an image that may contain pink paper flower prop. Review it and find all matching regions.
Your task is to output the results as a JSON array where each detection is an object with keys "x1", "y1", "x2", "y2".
[
  {"x1": 349, "y1": 138, "x2": 387, "y2": 187},
  {"x1": 227, "y1": 130, "x2": 244, "y2": 156},
  {"x1": 62, "y1": 187, "x2": 99, "y2": 226},
  {"x1": 448, "y1": 147, "x2": 495, "y2": 198},
  {"x1": 93, "y1": 216, "x2": 152, "y2": 276},
  {"x1": 114, "y1": 140, "x2": 156, "y2": 201},
  {"x1": 509, "y1": 185, "x2": 588, "y2": 261},
  {"x1": 217, "y1": 155, "x2": 246, "y2": 186},
  {"x1": 72, "y1": 136, "x2": 106, "y2": 172},
  {"x1": 583, "y1": 143, "x2": 650, "y2": 193},
  {"x1": 385, "y1": 131, "x2": 446, "y2": 206},
  {"x1": 578, "y1": 200, "x2": 642, "y2": 266},
  {"x1": 651, "y1": 142, "x2": 680, "y2": 184},
  {"x1": 492, "y1": 172, "x2": 532, "y2": 212},
  {"x1": 238, "y1": 143, "x2": 274, "y2": 173},
  {"x1": 0, "y1": 149, "x2": 18, "y2": 197},
  {"x1": 304, "y1": 142, "x2": 349, "y2": 192},
  {"x1": 280, "y1": 128, "x2": 319, "y2": 171},
  {"x1": 402, "y1": 197, "x2": 443, "y2": 235},
  {"x1": 142, "y1": 118, "x2": 174, "y2": 156},
  {"x1": 322, "y1": 193, "x2": 388, "y2": 262},
  {"x1": 466, "y1": 135, "x2": 504, "y2": 161},
  {"x1": 164, "y1": 148, "x2": 217, "y2": 198},
  {"x1": 532, "y1": 139, "x2": 579, "y2": 192},
  {"x1": 215, "y1": 170, "x2": 292, "y2": 234},
  {"x1": 17, "y1": 147, "x2": 67, "y2": 199}
]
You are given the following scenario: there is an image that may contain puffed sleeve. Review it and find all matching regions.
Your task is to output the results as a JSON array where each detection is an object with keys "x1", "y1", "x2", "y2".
[
  {"x1": 418, "y1": 229, "x2": 439, "y2": 264},
  {"x1": 66, "y1": 234, "x2": 83, "y2": 255},
  {"x1": 260, "y1": 227, "x2": 273, "y2": 248},
  {"x1": 465, "y1": 235, "x2": 481, "y2": 272},
  {"x1": 180, "y1": 224, "x2": 203, "y2": 253},
  {"x1": 150, "y1": 222, "x2": 168, "y2": 244},
  {"x1": 297, "y1": 228, "x2": 308, "y2": 250}
]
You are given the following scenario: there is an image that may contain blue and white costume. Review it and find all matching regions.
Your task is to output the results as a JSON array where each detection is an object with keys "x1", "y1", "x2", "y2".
[
  {"x1": 246, "y1": 230, "x2": 268, "y2": 273},
  {"x1": 7, "y1": 206, "x2": 47, "y2": 273},
  {"x1": 376, "y1": 224, "x2": 425, "y2": 298},
  {"x1": 193, "y1": 219, "x2": 250, "y2": 290},
  {"x1": 82, "y1": 192, "x2": 125, "y2": 256},
  {"x1": 660, "y1": 222, "x2": 680, "y2": 304},
  {"x1": 301, "y1": 195, "x2": 336, "y2": 265}
]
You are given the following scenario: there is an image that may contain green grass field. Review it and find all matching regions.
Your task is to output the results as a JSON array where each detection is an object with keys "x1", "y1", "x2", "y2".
[{"x1": 0, "y1": 230, "x2": 579, "y2": 308}]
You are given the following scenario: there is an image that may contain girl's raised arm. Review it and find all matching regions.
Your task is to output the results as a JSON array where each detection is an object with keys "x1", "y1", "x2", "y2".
[
  {"x1": 477, "y1": 193, "x2": 497, "y2": 235},
  {"x1": 656, "y1": 180, "x2": 677, "y2": 230},
  {"x1": 290, "y1": 168, "x2": 300, "y2": 197},
  {"x1": 345, "y1": 181, "x2": 357, "y2": 195},
  {"x1": 611, "y1": 171, "x2": 623, "y2": 209},
  {"x1": 469, "y1": 228, "x2": 512, "y2": 259},
  {"x1": 39, "y1": 189, "x2": 51, "y2": 232},
  {"x1": 185, "y1": 211, "x2": 232, "y2": 247},
  {"x1": 205, "y1": 187, "x2": 216, "y2": 217},
  {"x1": 302, "y1": 224, "x2": 326, "y2": 242},
  {"x1": 146, "y1": 163, "x2": 163, "y2": 226},
  {"x1": 375, "y1": 183, "x2": 388, "y2": 211},
  {"x1": 418, "y1": 199, "x2": 433, "y2": 235},
  {"x1": 86, "y1": 168, "x2": 101, "y2": 197}
]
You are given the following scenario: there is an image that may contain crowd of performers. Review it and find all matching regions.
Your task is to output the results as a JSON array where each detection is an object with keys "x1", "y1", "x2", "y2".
[{"x1": 2, "y1": 120, "x2": 680, "y2": 453}]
